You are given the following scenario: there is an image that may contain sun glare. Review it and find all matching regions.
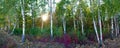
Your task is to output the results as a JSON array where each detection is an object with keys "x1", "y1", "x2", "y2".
[{"x1": 41, "y1": 14, "x2": 48, "y2": 21}]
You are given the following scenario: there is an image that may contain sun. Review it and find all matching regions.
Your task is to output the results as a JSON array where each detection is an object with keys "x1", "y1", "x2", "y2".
[{"x1": 41, "y1": 14, "x2": 48, "y2": 21}]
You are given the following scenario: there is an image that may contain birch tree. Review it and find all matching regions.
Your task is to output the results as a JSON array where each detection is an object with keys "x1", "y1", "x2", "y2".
[
  {"x1": 20, "y1": 0, "x2": 25, "y2": 42},
  {"x1": 49, "y1": 0, "x2": 53, "y2": 39},
  {"x1": 79, "y1": 0, "x2": 85, "y2": 35},
  {"x1": 29, "y1": 1, "x2": 34, "y2": 28},
  {"x1": 97, "y1": 0, "x2": 103, "y2": 47},
  {"x1": 89, "y1": 0, "x2": 100, "y2": 45},
  {"x1": 111, "y1": 17, "x2": 114, "y2": 39}
]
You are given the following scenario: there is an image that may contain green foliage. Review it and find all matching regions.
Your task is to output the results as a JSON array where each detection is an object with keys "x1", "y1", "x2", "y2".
[
  {"x1": 76, "y1": 31, "x2": 87, "y2": 41},
  {"x1": 53, "y1": 27, "x2": 63, "y2": 37},
  {"x1": 12, "y1": 28, "x2": 22, "y2": 35},
  {"x1": 40, "y1": 27, "x2": 50, "y2": 37},
  {"x1": 12, "y1": 27, "x2": 51, "y2": 37},
  {"x1": 10, "y1": 27, "x2": 49, "y2": 37},
  {"x1": 26, "y1": 27, "x2": 50, "y2": 37},
  {"x1": 26, "y1": 27, "x2": 40, "y2": 36}
]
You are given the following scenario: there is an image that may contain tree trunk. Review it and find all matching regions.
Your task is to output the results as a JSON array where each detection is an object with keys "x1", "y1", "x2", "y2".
[
  {"x1": 80, "y1": 8, "x2": 84, "y2": 35},
  {"x1": 114, "y1": 16, "x2": 119, "y2": 37},
  {"x1": 73, "y1": 1, "x2": 77, "y2": 34},
  {"x1": 20, "y1": 0, "x2": 25, "y2": 42},
  {"x1": 63, "y1": 14, "x2": 66, "y2": 34},
  {"x1": 10, "y1": 15, "x2": 17, "y2": 35},
  {"x1": 116, "y1": 17, "x2": 119, "y2": 35},
  {"x1": 73, "y1": 17, "x2": 76, "y2": 33},
  {"x1": 16, "y1": 15, "x2": 20, "y2": 28},
  {"x1": 49, "y1": 0, "x2": 53, "y2": 39},
  {"x1": 7, "y1": 15, "x2": 10, "y2": 33},
  {"x1": 98, "y1": 0, "x2": 103, "y2": 46},
  {"x1": 111, "y1": 17, "x2": 114, "y2": 40},
  {"x1": 116, "y1": 16, "x2": 119, "y2": 36},
  {"x1": 93, "y1": 18, "x2": 100, "y2": 44},
  {"x1": 90, "y1": 0, "x2": 100, "y2": 44},
  {"x1": 30, "y1": 2, "x2": 35, "y2": 28}
]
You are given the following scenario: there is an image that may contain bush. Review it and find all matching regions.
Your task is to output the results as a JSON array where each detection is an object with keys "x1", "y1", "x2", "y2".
[
  {"x1": 12, "y1": 28, "x2": 22, "y2": 35},
  {"x1": 26, "y1": 27, "x2": 50, "y2": 37},
  {"x1": 76, "y1": 31, "x2": 87, "y2": 41},
  {"x1": 53, "y1": 27, "x2": 63, "y2": 38},
  {"x1": 27, "y1": 27, "x2": 41, "y2": 36}
]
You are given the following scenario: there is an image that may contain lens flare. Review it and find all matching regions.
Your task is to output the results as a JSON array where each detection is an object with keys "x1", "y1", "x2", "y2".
[{"x1": 41, "y1": 14, "x2": 48, "y2": 21}]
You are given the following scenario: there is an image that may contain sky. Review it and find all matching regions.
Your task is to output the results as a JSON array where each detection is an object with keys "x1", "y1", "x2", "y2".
[
  {"x1": 37, "y1": 0, "x2": 104, "y2": 18},
  {"x1": 55, "y1": 0, "x2": 61, "y2": 3},
  {"x1": 84, "y1": 0, "x2": 104, "y2": 7}
]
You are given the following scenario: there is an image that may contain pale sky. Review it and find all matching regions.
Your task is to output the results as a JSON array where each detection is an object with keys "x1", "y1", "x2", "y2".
[
  {"x1": 55, "y1": 0, "x2": 61, "y2": 3},
  {"x1": 37, "y1": 0, "x2": 61, "y2": 18},
  {"x1": 84, "y1": 0, "x2": 104, "y2": 7}
]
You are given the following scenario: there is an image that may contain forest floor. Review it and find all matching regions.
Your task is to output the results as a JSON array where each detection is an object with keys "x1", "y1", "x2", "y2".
[{"x1": 0, "y1": 30, "x2": 120, "y2": 48}]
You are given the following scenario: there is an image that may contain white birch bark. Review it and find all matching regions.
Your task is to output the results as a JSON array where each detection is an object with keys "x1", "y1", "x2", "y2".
[
  {"x1": 98, "y1": 0, "x2": 103, "y2": 45},
  {"x1": 10, "y1": 15, "x2": 17, "y2": 35},
  {"x1": 93, "y1": 18, "x2": 100, "y2": 43},
  {"x1": 49, "y1": 0, "x2": 53, "y2": 39},
  {"x1": 30, "y1": 2, "x2": 34, "y2": 28},
  {"x1": 111, "y1": 17, "x2": 114, "y2": 40},
  {"x1": 114, "y1": 16, "x2": 118, "y2": 37},
  {"x1": 73, "y1": 17, "x2": 76, "y2": 32},
  {"x1": 63, "y1": 14, "x2": 66, "y2": 34},
  {"x1": 90, "y1": 0, "x2": 100, "y2": 44},
  {"x1": 20, "y1": 0, "x2": 25, "y2": 42},
  {"x1": 80, "y1": 8, "x2": 84, "y2": 35}
]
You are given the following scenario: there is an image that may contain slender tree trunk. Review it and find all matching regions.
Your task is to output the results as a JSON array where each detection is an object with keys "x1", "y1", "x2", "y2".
[
  {"x1": 30, "y1": 2, "x2": 35, "y2": 28},
  {"x1": 98, "y1": 0, "x2": 103, "y2": 46},
  {"x1": 63, "y1": 14, "x2": 66, "y2": 34},
  {"x1": 93, "y1": 18, "x2": 100, "y2": 43},
  {"x1": 11, "y1": 22, "x2": 16, "y2": 35},
  {"x1": 10, "y1": 15, "x2": 17, "y2": 35},
  {"x1": 7, "y1": 15, "x2": 10, "y2": 33},
  {"x1": 80, "y1": 8, "x2": 84, "y2": 35},
  {"x1": 20, "y1": 0, "x2": 25, "y2": 42},
  {"x1": 17, "y1": 15, "x2": 20, "y2": 28},
  {"x1": 90, "y1": 0, "x2": 100, "y2": 44},
  {"x1": 114, "y1": 16, "x2": 117, "y2": 37},
  {"x1": 116, "y1": 16, "x2": 119, "y2": 36},
  {"x1": 117, "y1": 23, "x2": 119, "y2": 35},
  {"x1": 117, "y1": 17, "x2": 119, "y2": 35},
  {"x1": 114, "y1": 16, "x2": 119, "y2": 37},
  {"x1": 73, "y1": 17, "x2": 76, "y2": 33},
  {"x1": 49, "y1": 0, "x2": 53, "y2": 39},
  {"x1": 76, "y1": 20, "x2": 79, "y2": 31},
  {"x1": 111, "y1": 17, "x2": 114, "y2": 40},
  {"x1": 73, "y1": 1, "x2": 77, "y2": 34},
  {"x1": 73, "y1": 5, "x2": 76, "y2": 33}
]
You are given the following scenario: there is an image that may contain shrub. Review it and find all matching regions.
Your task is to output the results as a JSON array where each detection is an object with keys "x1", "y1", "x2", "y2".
[
  {"x1": 53, "y1": 27, "x2": 63, "y2": 38},
  {"x1": 27, "y1": 27, "x2": 41, "y2": 36},
  {"x1": 12, "y1": 28, "x2": 22, "y2": 35}
]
